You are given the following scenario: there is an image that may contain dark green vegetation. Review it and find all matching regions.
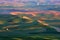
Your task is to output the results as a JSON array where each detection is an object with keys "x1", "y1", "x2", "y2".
[
  {"x1": 0, "y1": 35, "x2": 60, "y2": 40},
  {"x1": 0, "y1": 14, "x2": 60, "y2": 40}
]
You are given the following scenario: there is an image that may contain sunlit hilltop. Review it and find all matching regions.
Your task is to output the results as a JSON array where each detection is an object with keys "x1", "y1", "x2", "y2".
[{"x1": 10, "y1": 10, "x2": 60, "y2": 20}]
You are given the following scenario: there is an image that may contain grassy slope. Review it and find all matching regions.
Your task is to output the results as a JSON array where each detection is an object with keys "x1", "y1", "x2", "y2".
[{"x1": 0, "y1": 14, "x2": 60, "y2": 40}]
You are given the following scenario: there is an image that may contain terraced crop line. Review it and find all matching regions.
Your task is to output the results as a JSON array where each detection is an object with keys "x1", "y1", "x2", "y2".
[
  {"x1": 50, "y1": 26, "x2": 60, "y2": 32},
  {"x1": 38, "y1": 20, "x2": 60, "y2": 32}
]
